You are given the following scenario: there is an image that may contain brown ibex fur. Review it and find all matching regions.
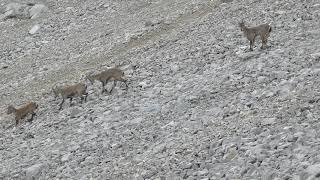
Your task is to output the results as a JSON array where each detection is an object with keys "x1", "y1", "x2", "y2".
[
  {"x1": 239, "y1": 21, "x2": 272, "y2": 51},
  {"x1": 52, "y1": 83, "x2": 88, "y2": 110},
  {"x1": 86, "y1": 68, "x2": 128, "y2": 94},
  {"x1": 7, "y1": 102, "x2": 38, "y2": 126}
]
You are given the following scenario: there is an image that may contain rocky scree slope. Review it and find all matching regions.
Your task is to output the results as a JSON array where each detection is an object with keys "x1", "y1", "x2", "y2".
[{"x1": 1, "y1": 0, "x2": 320, "y2": 179}]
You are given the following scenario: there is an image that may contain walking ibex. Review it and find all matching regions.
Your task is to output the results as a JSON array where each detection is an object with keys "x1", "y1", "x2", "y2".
[{"x1": 239, "y1": 21, "x2": 272, "y2": 51}]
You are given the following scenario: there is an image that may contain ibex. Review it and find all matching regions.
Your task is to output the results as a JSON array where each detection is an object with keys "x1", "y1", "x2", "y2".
[
  {"x1": 239, "y1": 21, "x2": 272, "y2": 51},
  {"x1": 52, "y1": 83, "x2": 88, "y2": 110},
  {"x1": 7, "y1": 102, "x2": 38, "y2": 126},
  {"x1": 86, "y1": 68, "x2": 128, "y2": 94}
]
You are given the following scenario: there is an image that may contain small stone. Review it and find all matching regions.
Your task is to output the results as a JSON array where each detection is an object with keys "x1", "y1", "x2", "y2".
[
  {"x1": 25, "y1": 163, "x2": 44, "y2": 179},
  {"x1": 113, "y1": 106, "x2": 121, "y2": 112},
  {"x1": 197, "y1": 169, "x2": 209, "y2": 176},
  {"x1": 29, "y1": 4, "x2": 47, "y2": 19},
  {"x1": 223, "y1": 147, "x2": 238, "y2": 161},
  {"x1": 141, "y1": 103, "x2": 161, "y2": 113},
  {"x1": 241, "y1": 167, "x2": 250, "y2": 176},
  {"x1": 182, "y1": 162, "x2": 193, "y2": 169},
  {"x1": 170, "y1": 64, "x2": 179, "y2": 73},
  {"x1": 0, "y1": 14, "x2": 6, "y2": 20},
  {"x1": 29, "y1": 25, "x2": 40, "y2": 35},
  {"x1": 130, "y1": 117, "x2": 144, "y2": 124},
  {"x1": 237, "y1": 51, "x2": 260, "y2": 60},
  {"x1": 61, "y1": 153, "x2": 71, "y2": 162},
  {"x1": 313, "y1": 4, "x2": 320, "y2": 7},
  {"x1": 261, "y1": 118, "x2": 276, "y2": 126},
  {"x1": 138, "y1": 81, "x2": 149, "y2": 89},
  {"x1": 311, "y1": 52, "x2": 320, "y2": 60},
  {"x1": 69, "y1": 107, "x2": 82, "y2": 118}
]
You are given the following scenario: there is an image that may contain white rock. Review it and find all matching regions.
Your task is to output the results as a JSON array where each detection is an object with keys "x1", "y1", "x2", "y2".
[
  {"x1": 61, "y1": 153, "x2": 71, "y2": 162},
  {"x1": 197, "y1": 169, "x2": 209, "y2": 176},
  {"x1": 261, "y1": 118, "x2": 276, "y2": 126},
  {"x1": 69, "y1": 107, "x2": 83, "y2": 118},
  {"x1": 3, "y1": 3, "x2": 47, "y2": 19},
  {"x1": 170, "y1": 64, "x2": 179, "y2": 73},
  {"x1": 138, "y1": 81, "x2": 149, "y2": 89},
  {"x1": 4, "y1": 3, "x2": 29, "y2": 18},
  {"x1": 311, "y1": 52, "x2": 320, "y2": 59},
  {"x1": 29, "y1": 25, "x2": 40, "y2": 35},
  {"x1": 306, "y1": 164, "x2": 320, "y2": 175},
  {"x1": 29, "y1": 4, "x2": 47, "y2": 19},
  {"x1": 130, "y1": 117, "x2": 144, "y2": 124},
  {"x1": 141, "y1": 103, "x2": 161, "y2": 113},
  {"x1": 25, "y1": 163, "x2": 44, "y2": 179},
  {"x1": 223, "y1": 147, "x2": 238, "y2": 161}
]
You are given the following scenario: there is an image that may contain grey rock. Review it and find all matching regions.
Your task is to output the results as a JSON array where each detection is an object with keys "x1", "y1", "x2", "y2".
[
  {"x1": 29, "y1": 4, "x2": 47, "y2": 19},
  {"x1": 261, "y1": 118, "x2": 276, "y2": 126},
  {"x1": 69, "y1": 107, "x2": 83, "y2": 118},
  {"x1": 61, "y1": 153, "x2": 71, "y2": 162},
  {"x1": 3, "y1": 3, "x2": 47, "y2": 20},
  {"x1": 306, "y1": 164, "x2": 320, "y2": 176},
  {"x1": 311, "y1": 52, "x2": 320, "y2": 60},
  {"x1": 25, "y1": 163, "x2": 44, "y2": 179},
  {"x1": 29, "y1": 25, "x2": 40, "y2": 35},
  {"x1": 141, "y1": 103, "x2": 162, "y2": 113},
  {"x1": 197, "y1": 169, "x2": 209, "y2": 176},
  {"x1": 4, "y1": 3, "x2": 30, "y2": 19},
  {"x1": 223, "y1": 147, "x2": 238, "y2": 161}
]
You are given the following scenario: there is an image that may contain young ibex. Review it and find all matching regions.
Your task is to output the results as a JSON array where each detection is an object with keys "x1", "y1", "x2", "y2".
[
  {"x1": 86, "y1": 68, "x2": 128, "y2": 94},
  {"x1": 7, "y1": 102, "x2": 38, "y2": 126},
  {"x1": 52, "y1": 83, "x2": 88, "y2": 110},
  {"x1": 239, "y1": 21, "x2": 272, "y2": 51}
]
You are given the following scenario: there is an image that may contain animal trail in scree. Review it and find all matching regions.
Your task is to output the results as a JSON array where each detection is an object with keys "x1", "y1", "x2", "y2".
[
  {"x1": 239, "y1": 20, "x2": 272, "y2": 51},
  {"x1": 86, "y1": 67, "x2": 129, "y2": 94},
  {"x1": 7, "y1": 102, "x2": 38, "y2": 126}
]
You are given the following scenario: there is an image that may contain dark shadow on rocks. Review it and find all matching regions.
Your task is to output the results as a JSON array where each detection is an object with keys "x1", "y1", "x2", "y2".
[{"x1": 221, "y1": 0, "x2": 233, "y2": 3}]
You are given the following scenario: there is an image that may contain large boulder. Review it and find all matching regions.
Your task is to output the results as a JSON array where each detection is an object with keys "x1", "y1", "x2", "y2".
[{"x1": 1, "y1": 2, "x2": 47, "y2": 20}]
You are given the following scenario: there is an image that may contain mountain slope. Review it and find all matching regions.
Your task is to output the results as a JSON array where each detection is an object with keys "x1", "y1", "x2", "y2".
[{"x1": 1, "y1": 0, "x2": 320, "y2": 179}]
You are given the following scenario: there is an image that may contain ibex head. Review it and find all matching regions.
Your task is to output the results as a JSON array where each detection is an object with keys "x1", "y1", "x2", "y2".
[{"x1": 239, "y1": 19, "x2": 245, "y2": 31}]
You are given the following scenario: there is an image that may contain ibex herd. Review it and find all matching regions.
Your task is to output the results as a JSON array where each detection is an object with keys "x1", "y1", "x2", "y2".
[
  {"x1": 6, "y1": 20, "x2": 272, "y2": 126},
  {"x1": 6, "y1": 67, "x2": 128, "y2": 126}
]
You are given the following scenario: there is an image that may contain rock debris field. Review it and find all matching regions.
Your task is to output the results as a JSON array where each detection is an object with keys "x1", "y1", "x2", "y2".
[{"x1": 1, "y1": 0, "x2": 320, "y2": 179}]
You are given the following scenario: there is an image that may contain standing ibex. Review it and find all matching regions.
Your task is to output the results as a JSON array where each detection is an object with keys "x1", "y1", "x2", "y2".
[
  {"x1": 52, "y1": 83, "x2": 88, "y2": 110},
  {"x1": 86, "y1": 68, "x2": 128, "y2": 94},
  {"x1": 239, "y1": 21, "x2": 272, "y2": 51},
  {"x1": 7, "y1": 102, "x2": 38, "y2": 126}
]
